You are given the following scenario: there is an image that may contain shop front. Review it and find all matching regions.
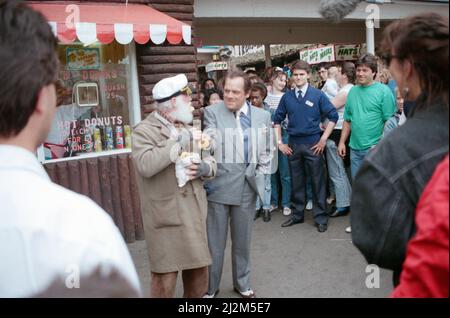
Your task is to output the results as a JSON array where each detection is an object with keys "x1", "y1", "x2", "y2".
[{"x1": 30, "y1": 1, "x2": 194, "y2": 243}]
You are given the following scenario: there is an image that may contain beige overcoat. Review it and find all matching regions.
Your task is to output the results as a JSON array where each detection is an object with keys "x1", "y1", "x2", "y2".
[{"x1": 131, "y1": 112, "x2": 216, "y2": 273}]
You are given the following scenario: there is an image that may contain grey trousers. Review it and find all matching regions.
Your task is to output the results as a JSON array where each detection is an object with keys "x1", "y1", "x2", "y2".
[{"x1": 206, "y1": 181, "x2": 256, "y2": 294}]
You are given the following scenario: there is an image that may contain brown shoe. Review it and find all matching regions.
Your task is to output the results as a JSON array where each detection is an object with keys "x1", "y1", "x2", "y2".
[{"x1": 234, "y1": 287, "x2": 256, "y2": 298}]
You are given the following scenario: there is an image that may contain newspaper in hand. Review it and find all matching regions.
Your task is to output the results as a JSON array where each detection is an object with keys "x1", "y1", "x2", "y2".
[{"x1": 175, "y1": 152, "x2": 201, "y2": 187}]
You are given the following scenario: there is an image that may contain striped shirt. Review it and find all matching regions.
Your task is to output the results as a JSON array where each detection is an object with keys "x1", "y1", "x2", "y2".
[{"x1": 265, "y1": 92, "x2": 288, "y2": 129}]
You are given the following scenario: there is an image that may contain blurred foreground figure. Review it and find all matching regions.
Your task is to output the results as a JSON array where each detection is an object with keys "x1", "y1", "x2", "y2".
[
  {"x1": 0, "y1": 0, "x2": 140, "y2": 297},
  {"x1": 392, "y1": 156, "x2": 449, "y2": 298},
  {"x1": 351, "y1": 13, "x2": 449, "y2": 287}
]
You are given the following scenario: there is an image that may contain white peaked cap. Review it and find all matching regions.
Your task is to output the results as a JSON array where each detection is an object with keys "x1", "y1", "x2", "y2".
[{"x1": 152, "y1": 74, "x2": 188, "y2": 103}]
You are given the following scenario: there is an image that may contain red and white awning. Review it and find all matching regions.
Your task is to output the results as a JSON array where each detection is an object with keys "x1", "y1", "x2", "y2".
[{"x1": 29, "y1": 2, "x2": 191, "y2": 45}]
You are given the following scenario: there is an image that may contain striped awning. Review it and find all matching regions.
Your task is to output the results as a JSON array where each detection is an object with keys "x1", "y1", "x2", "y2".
[{"x1": 29, "y1": 2, "x2": 192, "y2": 46}]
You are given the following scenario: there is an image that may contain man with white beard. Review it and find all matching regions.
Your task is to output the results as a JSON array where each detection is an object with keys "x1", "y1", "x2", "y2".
[{"x1": 132, "y1": 74, "x2": 217, "y2": 298}]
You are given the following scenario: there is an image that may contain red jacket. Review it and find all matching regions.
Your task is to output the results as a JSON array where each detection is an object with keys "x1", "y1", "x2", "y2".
[{"x1": 392, "y1": 155, "x2": 449, "y2": 298}]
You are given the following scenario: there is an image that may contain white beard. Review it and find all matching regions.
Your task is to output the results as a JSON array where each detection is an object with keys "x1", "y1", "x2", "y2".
[{"x1": 172, "y1": 96, "x2": 193, "y2": 124}]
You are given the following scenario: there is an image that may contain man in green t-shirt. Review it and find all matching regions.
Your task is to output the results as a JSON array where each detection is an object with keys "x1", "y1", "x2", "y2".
[{"x1": 338, "y1": 54, "x2": 396, "y2": 180}]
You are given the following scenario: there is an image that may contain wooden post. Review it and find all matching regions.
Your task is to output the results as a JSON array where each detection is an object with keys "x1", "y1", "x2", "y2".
[
  {"x1": 68, "y1": 160, "x2": 81, "y2": 193},
  {"x1": 56, "y1": 162, "x2": 69, "y2": 189},
  {"x1": 98, "y1": 156, "x2": 114, "y2": 220},
  {"x1": 128, "y1": 155, "x2": 145, "y2": 241},
  {"x1": 86, "y1": 158, "x2": 102, "y2": 207},
  {"x1": 110, "y1": 156, "x2": 125, "y2": 238},
  {"x1": 118, "y1": 155, "x2": 135, "y2": 243},
  {"x1": 45, "y1": 164, "x2": 58, "y2": 183},
  {"x1": 264, "y1": 44, "x2": 272, "y2": 68},
  {"x1": 79, "y1": 160, "x2": 90, "y2": 197}
]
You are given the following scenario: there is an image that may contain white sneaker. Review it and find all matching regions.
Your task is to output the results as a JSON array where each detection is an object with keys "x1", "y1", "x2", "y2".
[
  {"x1": 345, "y1": 226, "x2": 352, "y2": 233},
  {"x1": 306, "y1": 200, "x2": 313, "y2": 211},
  {"x1": 283, "y1": 207, "x2": 292, "y2": 216},
  {"x1": 327, "y1": 196, "x2": 336, "y2": 205},
  {"x1": 203, "y1": 290, "x2": 219, "y2": 298},
  {"x1": 269, "y1": 205, "x2": 278, "y2": 212}
]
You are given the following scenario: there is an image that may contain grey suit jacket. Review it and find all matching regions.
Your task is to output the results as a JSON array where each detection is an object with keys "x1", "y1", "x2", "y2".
[{"x1": 203, "y1": 102, "x2": 273, "y2": 205}]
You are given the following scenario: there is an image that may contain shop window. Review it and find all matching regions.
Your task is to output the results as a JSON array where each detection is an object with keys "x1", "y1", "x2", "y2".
[{"x1": 44, "y1": 41, "x2": 134, "y2": 160}]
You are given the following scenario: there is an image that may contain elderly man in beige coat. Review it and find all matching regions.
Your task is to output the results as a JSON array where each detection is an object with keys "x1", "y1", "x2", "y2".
[{"x1": 132, "y1": 74, "x2": 216, "y2": 298}]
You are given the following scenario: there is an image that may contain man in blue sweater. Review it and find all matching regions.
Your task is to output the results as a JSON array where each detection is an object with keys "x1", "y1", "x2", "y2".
[{"x1": 274, "y1": 60, "x2": 338, "y2": 232}]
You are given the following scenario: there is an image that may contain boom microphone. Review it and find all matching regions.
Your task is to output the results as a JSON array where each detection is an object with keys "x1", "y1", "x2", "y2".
[{"x1": 319, "y1": 0, "x2": 365, "y2": 23}]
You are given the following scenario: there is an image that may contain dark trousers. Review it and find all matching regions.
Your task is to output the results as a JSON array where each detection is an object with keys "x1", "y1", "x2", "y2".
[{"x1": 288, "y1": 142, "x2": 328, "y2": 225}]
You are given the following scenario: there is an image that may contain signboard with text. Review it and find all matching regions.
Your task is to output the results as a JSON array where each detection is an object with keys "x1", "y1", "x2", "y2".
[
  {"x1": 205, "y1": 61, "x2": 228, "y2": 73},
  {"x1": 66, "y1": 48, "x2": 100, "y2": 71},
  {"x1": 335, "y1": 44, "x2": 361, "y2": 61},
  {"x1": 299, "y1": 45, "x2": 335, "y2": 64}
]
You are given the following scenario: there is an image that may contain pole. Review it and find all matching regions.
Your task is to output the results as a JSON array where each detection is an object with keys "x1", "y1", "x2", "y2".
[
  {"x1": 366, "y1": 19, "x2": 375, "y2": 54},
  {"x1": 264, "y1": 44, "x2": 272, "y2": 68}
]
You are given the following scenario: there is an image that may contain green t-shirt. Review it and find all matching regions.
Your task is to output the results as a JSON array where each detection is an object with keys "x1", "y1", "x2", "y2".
[{"x1": 344, "y1": 82, "x2": 396, "y2": 150}]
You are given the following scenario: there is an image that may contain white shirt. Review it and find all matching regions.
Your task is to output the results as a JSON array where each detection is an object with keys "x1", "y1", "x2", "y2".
[
  {"x1": 295, "y1": 83, "x2": 309, "y2": 99},
  {"x1": 0, "y1": 145, "x2": 141, "y2": 297},
  {"x1": 322, "y1": 78, "x2": 339, "y2": 99},
  {"x1": 237, "y1": 101, "x2": 249, "y2": 117},
  {"x1": 335, "y1": 83, "x2": 354, "y2": 129}
]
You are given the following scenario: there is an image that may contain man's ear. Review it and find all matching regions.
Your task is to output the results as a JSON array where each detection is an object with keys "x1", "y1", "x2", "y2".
[
  {"x1": 34, "y1": 86, "x2": 48, "y2": 115},
  {"x1": 170, "y1": 96, "x2": 178, "y2": 109}
]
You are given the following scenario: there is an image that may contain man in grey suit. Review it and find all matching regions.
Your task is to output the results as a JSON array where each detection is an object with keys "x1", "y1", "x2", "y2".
[{"x1": 202, "y1": 70, "x2": 273, "y2": 298}]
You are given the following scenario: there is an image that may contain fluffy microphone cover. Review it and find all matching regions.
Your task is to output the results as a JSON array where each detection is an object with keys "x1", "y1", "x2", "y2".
[{"x1": 319, "y1": 0, "x2": 364, "y2": 23}]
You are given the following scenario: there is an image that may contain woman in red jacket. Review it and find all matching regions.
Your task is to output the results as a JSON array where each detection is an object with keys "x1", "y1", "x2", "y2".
[{"x1": 392, "y1": 155, "x2": 449, "y2": 298}]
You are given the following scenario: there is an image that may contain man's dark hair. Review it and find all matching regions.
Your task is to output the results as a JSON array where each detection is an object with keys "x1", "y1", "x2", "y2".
[
  {"x1": 250, "y1": 83, "x2": 268, "y2": 99},
  {"x1": 355, "y1": 53, "x2": 378, "y2": 78},
  {"x1": 224, "y1": 69, "x2": 251, "y2": 93},
  {"x1": 291, "y1": 60, "x2": 311, "y2": 73},
  {"x1": 341, "y1": 61, "x2": 356, "y2": 84},
  {"x1": 0, "y1": 0, "x2": 58, "y2": 137}
]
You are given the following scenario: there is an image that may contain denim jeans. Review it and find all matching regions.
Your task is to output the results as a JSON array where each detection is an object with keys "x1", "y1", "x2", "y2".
[
  {"x1": 270, "y1": 130, "x2": 292, "y2": 208},
  {"x1": 288, "y1": 142, "x2": 328, "y2": 225},
  {"x1": 350, "y1": 147, "x2": 371, "y2": 180},
  {"x1": 326, "y1": 139, "x2": 351, "y2": 208},
  {"x1": 256, "y1": 174, "x2": 271, "y2": 210}
]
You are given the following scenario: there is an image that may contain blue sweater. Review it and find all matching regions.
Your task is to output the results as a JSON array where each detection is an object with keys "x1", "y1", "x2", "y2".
[{"x1": 274, "y1": 85, "x2": 338, "y2": 144}]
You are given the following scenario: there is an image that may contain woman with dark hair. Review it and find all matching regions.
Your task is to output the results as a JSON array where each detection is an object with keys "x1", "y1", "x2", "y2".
[
  {"x1": 350, "y1": 13, "x2": 449, "y2": 287},
  {"x1": 201, "y1": 78, "x2": 217, "y2": 92},
  {"x1": 264, "y1": 70, "x2": 294, "y2": 216},
  {"x1": 204, "y1": 88, "x2": 223, "y2": 106}
]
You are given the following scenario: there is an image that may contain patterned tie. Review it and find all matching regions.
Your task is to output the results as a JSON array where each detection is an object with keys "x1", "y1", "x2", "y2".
[
  {"x1": 298, "y1": 90, "x2": 303, "y2": 101},
  {"x1": 239, "y1": 111, "x2": 251, "y2": 164}
]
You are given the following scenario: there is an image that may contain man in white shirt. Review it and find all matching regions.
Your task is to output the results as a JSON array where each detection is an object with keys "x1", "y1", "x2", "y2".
[
  {"x1": 322, "y1": 65, "x2": 339, "y2": 99},
  {"x1": 0, "y1": 1, "x2": 141, "y2": 297}
]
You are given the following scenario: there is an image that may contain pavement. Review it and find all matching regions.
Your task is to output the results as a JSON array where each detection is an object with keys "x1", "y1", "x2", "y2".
[{"x1": 127, "y1": 208, "x2": 393, "y2": 298}]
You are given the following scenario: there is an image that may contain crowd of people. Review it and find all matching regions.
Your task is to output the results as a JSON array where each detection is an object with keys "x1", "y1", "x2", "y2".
[{"x1": 0, "y1": 0, "x2": 448, "y2": 299}]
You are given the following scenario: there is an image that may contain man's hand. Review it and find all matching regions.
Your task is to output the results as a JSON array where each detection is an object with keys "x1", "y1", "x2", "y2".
[
  {"x1": 185, "y1": 161, "x2": 211, "y2": 180},
  {"x1": 337, "y1": 142, "x2": 346, "y2": 158},
  {"x1": 278, "y1": 143, "x2": 293, "y2": 156},
  {"x1": 311, "y1": 138, "x2": 327, "y2": 155},
  {"x1": 185, "y1": 163, "x2": 199, "y2": 180}
]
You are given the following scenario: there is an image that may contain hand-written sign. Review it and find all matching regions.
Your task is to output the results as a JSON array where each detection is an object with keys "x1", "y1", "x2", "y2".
[
  {"x1": 299, "y1": 45, "x2": 335, "y2": 64},
  {"x1": 66, "y1": 48, "x2": 100, "y2": 71},
  {"x1": 335, "y1": 45, "x2": 361, "y2": 61}
]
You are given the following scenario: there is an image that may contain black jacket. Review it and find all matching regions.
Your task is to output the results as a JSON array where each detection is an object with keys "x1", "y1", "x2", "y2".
[{"x1": 351, "y1": 98, "x2": 449, "y2": 272}]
